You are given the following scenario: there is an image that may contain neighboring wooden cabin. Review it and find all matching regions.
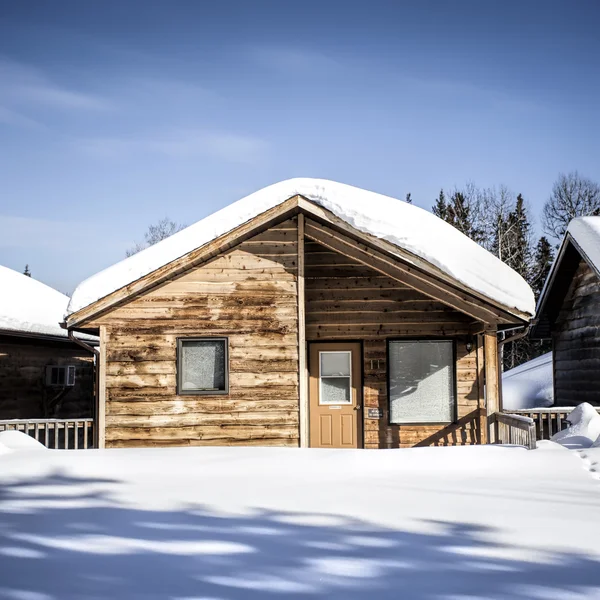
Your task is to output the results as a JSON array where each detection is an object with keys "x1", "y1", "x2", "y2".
[
  {"x1": 66, "y1": 179, "x2": 533, "y2": 449},
  {"x1": 531, "y1": 217, "x2": 600, "y2": 406},
  {"x1": 0, "y1": 266, "x2": 96, "y2": 419}
]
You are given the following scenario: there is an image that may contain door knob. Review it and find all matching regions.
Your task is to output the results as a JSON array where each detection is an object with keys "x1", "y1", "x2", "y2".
[{"x1": 354, "y1": 405, "x2": 361, "y2": 410}]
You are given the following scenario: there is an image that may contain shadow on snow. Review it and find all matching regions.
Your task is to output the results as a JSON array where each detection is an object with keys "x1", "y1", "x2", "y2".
[{"x1": 0, "y1": 471, "x2": 599, "y2": 599}]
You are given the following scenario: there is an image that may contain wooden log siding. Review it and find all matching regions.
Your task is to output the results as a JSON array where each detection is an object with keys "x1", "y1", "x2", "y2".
[
  {"x1": 304, "y1": 241, "x2": 484, "y2": 447},
  {"x1": 0, "y1": 337, "x2": 94, "y2": 420},
  {"x1": 96, "y1": 218, "x2": 300, "y2": 448},
  {"x1": 553, "y1": 259, "x2": 600, "y2": 406}
]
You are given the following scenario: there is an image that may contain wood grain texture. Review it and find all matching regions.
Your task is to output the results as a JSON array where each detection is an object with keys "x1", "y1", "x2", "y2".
[
  {"x1": 98, "y1": 219, "x2": 300, "y2": 448},
  {"x1": 0, "y1": 335, "x2": 94, "y2": 420},
  {"x1": 362, "y1": 339, "x2": 483, "y2": 448},
  {"x1": 553, "y1": 259, "x2": 600, "y2": 406},
  {"x1": 305, "y1": 241, "x2": 474, "y2": 341}
]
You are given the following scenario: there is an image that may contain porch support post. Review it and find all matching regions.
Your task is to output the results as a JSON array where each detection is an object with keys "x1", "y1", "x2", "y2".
[
  {"x1": 98, "y1": 325, "x2": 107, "y2": 449},
  {"x1": 297, "y1": 213, "x2": 309, "y2": 447},
  {"x1": 484, "y1": 330, "x2": 499, "y2": 444}
]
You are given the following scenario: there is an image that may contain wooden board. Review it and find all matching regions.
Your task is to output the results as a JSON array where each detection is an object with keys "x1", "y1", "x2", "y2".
[
  {"x1": 553, "y1": 259, "x2": 600, "y2": 405},
  {"x1": 0, "y1": 336, "x2": 94, "y2": 421},
  {"x1": 98, "y1": 219, "x2": 301, "y2": 448}
]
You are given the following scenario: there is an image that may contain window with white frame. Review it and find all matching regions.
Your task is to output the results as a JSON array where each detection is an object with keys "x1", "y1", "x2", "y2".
[
  {"x1": 388, "y1": 340, "x2": 455, "y2": 424},
  {"x1": 177, "y1": 337, "x2": 228, "y2": 395},
  {"x1": 319, "y1": 351, "x2": 352, "y2": 404},
  {"x1": 45, "y1": 365, "x2": 76, "y2": 387}
]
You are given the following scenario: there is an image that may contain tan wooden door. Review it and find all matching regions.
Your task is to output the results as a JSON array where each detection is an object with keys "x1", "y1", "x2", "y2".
[{"x1": 309, "y1": 342, "x2": 362, "y2": 448}]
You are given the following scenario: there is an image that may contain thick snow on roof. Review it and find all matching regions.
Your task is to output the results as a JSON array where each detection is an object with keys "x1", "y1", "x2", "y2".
[
  {"x1": 568, "y1": 216, "x2": 600, "y2": 272},
  {"x1": 0, "y1": 265, "x2": 95, "y2": 341},
  {"x1": 502, "y1": 352, "x2": 554, "y2": 410},
  {"x1": 67, "y1": 178, "x2": 535, "y2": 316}
]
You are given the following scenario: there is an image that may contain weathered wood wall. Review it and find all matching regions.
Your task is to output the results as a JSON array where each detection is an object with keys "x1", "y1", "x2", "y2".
[
  {"x1": 554, "y1": 258, "x2": 600, "y2": 406},
  {"x1": 0, "y1": 336, "x2": 94, "y2": 419},
  {"x1": 94, "y1": 218, "x2": 300, "y2": 448},
  {"x1": 305, "y1": 241, "x2": 484, "y2": 447}
]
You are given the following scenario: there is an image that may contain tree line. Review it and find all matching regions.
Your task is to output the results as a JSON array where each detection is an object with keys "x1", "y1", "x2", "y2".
[{"x1": 429, "y1": 171, "x2": 600, "y2": 370}]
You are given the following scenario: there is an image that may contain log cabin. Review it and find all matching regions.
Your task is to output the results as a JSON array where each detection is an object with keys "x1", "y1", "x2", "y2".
[
  {"x1": 65, "y1": 179, "x2": 534, "y2": 449},
  {"x1": 531, "y1": 216, "x2": 600, "y2": 406},
  {"x1": 0, "y1": 266, "x2": 96, "y2": 420}
]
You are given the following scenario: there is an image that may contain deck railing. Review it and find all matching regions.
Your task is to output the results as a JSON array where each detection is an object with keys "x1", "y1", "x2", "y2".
[
  {"x1": 494, "y1": 412, "x2": 537, "y2": 449},
  {"x1": 0, "y1": 418, "x2": 95, "y2": 449},
  {"x1": 505, "y1": 407, "x2": 600, "y2": 441}
]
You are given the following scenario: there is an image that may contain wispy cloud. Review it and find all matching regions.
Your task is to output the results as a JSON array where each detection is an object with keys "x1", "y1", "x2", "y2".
[
  {"x1": 0, "y1": 58, "x2": 112, "y2": 119},
  {"x1": 250, "y1": 46, "x2": 341, "y2": 75},
  {"x1": 77, "y1": 129, "x2": 269, "y2": 164},
  {"x1": 0, "y1": 105, "x2": 42, "y2": 129},
  {"x1": 0, "y1": 215, "x2": 124, "y2": 250}
]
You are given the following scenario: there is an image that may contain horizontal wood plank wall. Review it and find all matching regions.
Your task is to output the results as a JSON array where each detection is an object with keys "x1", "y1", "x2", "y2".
[
  {"x1": 0, "y1": 337, "x2": 94, "y2": 420},
  {"x1": 554, "y1": 259, "x2": 600, "y2": 406},
  {"x1": 96, "y1": 218, "x2": 300, "y2": 448},
  {"x1": 305, "y1": 241, "x2": 482, "y2": 447}
]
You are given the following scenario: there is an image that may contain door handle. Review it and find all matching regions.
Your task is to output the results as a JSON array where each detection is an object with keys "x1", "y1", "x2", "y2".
[{"x1": 354, "y1": 405, "x2": 361, "y2": 410}]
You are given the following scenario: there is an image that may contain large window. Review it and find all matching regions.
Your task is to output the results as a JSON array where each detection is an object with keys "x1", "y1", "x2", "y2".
[
  {"x1": 177, "y1": 338, "x2": 228, "y2": 395},
  {"x1": 388, "y1": 340, "x2": 455, "y2": 424}
]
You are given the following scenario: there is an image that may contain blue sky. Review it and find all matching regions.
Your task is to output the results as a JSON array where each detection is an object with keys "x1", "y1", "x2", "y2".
[{"x1": 0, "y1": 0, "x2": 598, "y2": 294}]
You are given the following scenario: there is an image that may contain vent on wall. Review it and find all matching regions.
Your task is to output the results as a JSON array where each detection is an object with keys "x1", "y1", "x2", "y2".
[{"x1": 45, "y1": 365, "x2": 76, "y2": 387}]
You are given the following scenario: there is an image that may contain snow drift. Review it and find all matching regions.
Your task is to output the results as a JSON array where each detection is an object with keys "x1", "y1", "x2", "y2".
[
  {"x1": 0, "y1": 430, "x2": 46, "y2": 451},
  {"x1": 67, "y1": 178, "x2": 535, "y2": 317},
  {"x1": 502, "y1": 352, "x2": 554, "y2": 410},
  {"x1": 552, "y1": 403, "x2": 600, "y2": 449}
]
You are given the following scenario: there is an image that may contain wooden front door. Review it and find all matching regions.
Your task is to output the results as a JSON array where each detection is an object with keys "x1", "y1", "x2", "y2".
[{"x1": 309, "y1": 342, "x2": 362, "y2": 448}]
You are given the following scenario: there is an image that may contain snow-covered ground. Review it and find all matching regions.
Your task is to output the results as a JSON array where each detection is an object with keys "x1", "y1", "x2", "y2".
[
  {"x1": 1, "y1": 443, "x2": 600, "y2": 599},
  {"x1": 502, "y1": 352, "x2": 554, "y2": 410}
]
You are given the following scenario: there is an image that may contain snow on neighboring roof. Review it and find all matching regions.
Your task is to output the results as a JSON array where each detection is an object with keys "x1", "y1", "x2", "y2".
[
  {"x1": 0, "y1": 265, "x2": 96, "y2": 342},
  {"x1": 502, "y1": 352, "x2": 554, "y2": 410},
  {"x1": 567, "y1": 216, "x2": 600, "y2": 272},
  {"x1": 67, "y1": 178, "x2": 535, "y2": 317}
]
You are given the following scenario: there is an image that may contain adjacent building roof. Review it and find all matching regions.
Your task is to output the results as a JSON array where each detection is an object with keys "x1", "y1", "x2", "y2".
[
  {"x1": 0, "y1": 265, "x2": 96, "y2": 342},
  {"x1": 67, "y1": 178, "x2": 535, "y2": 320},
  {"x1": 532, "y1": 216, "x2": 600, "y2": 339}
]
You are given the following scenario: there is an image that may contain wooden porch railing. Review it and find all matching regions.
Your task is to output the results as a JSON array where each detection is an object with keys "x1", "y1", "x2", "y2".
[
  {"x1": 0, "y1": 418, "x2": 95, "y2": 449},
  {"x1": 494, "y1": 412, "x2": 537, "y2": 450},
  {"x1": 505, "y1": 407, "x2": 600, "y2": 441}
]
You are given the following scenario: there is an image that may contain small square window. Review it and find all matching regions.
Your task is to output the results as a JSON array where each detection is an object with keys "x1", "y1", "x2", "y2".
[
  {"x1": 177, "y1": 338, "x2": 228, "y2": 395},
  {"x1": 45, "y1": 365, "x2": 76, "y2": 387}
]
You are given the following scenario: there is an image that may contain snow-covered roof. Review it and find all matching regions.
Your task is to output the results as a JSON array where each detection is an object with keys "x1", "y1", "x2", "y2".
[
  {"x1": 67, "y1": 178, "x2": 535, "y2": 318},
  {"x1": 0, "y1": 265, "x2": 96, "y2": 342},
  {"x1": 533, "y1": 216, "x2": 600, "y2": 338},
  {"x1": 567, "y1": 216, "x2": 600, "y2": 273},
  {"x1": 502, "y1": 352, "x2": 553, "y2": 410}
]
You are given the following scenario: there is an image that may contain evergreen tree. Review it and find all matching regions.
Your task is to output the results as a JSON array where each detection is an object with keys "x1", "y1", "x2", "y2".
[
  {"x1": 528, "y1": 236, "x2": 554, "y2": 358},
  {"x1": 23, "y1": 265, "x2": 31, "y2": 277},
  {"x1": 530, "y1": 236, "x2": 553, "y2": 301},
  {"x1": 446, "y1": 191, "x2": 483, "y2": 243},
  {"x1": 500, "y1": 194, "x2": 534, "y2": 371},
  {"x1": 432, "y1": 189, "x2": 447, "y2": 220},
  {"x1": 505, "y1": 194, "x2": 532, "y2": 278}
]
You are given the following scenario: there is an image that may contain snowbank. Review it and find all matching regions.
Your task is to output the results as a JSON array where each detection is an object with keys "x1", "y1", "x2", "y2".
[
  {"x1": 0, "y1": 429, "x2": 46, "y2": 451},
  {"x1": 552, "y1": 403, "x2": 600, "y2": 449},
  {"x1": 502, "y1": 352, "x2": 554, "y2": 410},
  {"x1": 67, "y1": 178, "x2": 535, "y2": 317},
  {"x1": 1, "y1": 444, "x2": 600, "y2": 598},
  {"x1": 0, "y1": 265, "x2": 96, "y2": 341}
]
